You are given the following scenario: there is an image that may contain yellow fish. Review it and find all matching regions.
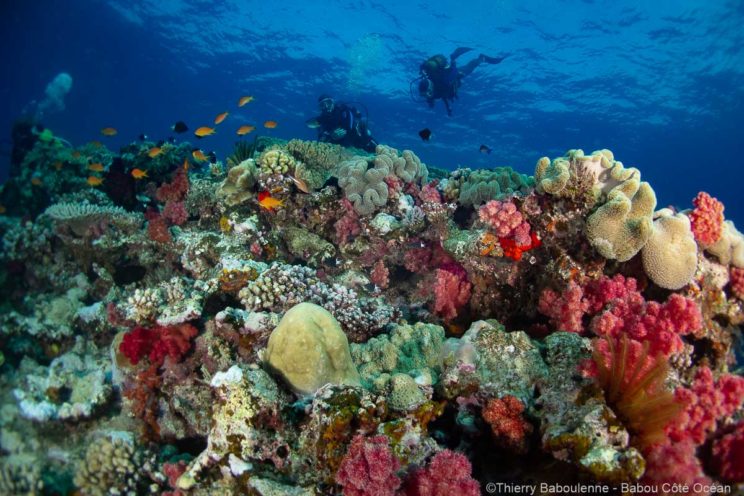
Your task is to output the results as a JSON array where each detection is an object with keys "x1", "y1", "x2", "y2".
[
  {"x1": 195, "y1": 126, "x2": 216, "y2": 137},
  {"x1": 263, "y1": 120, "x2": 278, "y2": 129},
  {"x1": 183, "y1": 158, "x2": 190, "y2": 171},
  {"x1": 214, "y1": 112, "x2": 229, "y2": 125},
  {"x1": 238, "y1": 96, "x2": 254, "y2": 107},
  {"x1": 87, "y1": 176, "x2": 104, "y2": 187},
  {"x1": 192, "y1": 149, "x2": 207, "y2": 162},
  {"x1": 88, "y1": 162, "x2": 104, "y2": 172},
  {"x1": 148, "y1": 147, "x2": 162, "y2": 158},
  {"x1": 236, "y1": 125, "x2": 255, "y2": 136},
  {"x1": 131, "y1": 168, "x2": 148, "y2": 180},
  {"x1": 258, "y1": 191, "x2": 284, "y2": 211},
  {"x1": 100, "y1": 127, "x2": 117, "y2": 136}
]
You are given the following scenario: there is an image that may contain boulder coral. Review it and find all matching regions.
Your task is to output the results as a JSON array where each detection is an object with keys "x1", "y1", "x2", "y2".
[{"x1": 641, "y1": 209, "x2": 698, "y2": 289}]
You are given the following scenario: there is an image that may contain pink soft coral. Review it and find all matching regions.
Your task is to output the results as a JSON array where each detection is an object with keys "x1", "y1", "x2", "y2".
[
  {"x1": 537, "y1": 282, "x2": 589, "y2": 333},
  {"x1": 642, "y1": 439, "x2": 712, "y2": 493},
  {"x1": 336, "y1": 435, "x2": 401, "y2": 496},
  {"x1": 730, "y1": 267, "x2": 744, "y2": 300},
  {"x1": 162, "y1": 200, "x2": 188, "y2": 226},
  {"x1": 478, "y1": 200, "x2": 531, "y2": 246},
  {"x1": 667, "y1": 366, "x2": 744, "y2": 445},
  {"x1": 688, "y1": 191, "x2": 724, "y2": 246},
  {"x1": 403, "y1": 450, "x2": 480, "y2": 496},
  {"x1": 156, "y1": 168, "x2": 189, "y2": 203},
  {"x1": 711, "y1": 421, "x2": 744, "y2": 482},
  {"x1": 433, "y1": 266, "x2": 471, "y2": 322}
]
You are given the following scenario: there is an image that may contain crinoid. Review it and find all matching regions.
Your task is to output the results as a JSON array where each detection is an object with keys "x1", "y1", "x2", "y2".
[
  {"x1": 226, "y1": 136, "x2": 258, "y2": 168},
  {"x1": 593, "y1": 334, "x2": 683, "y2": 450}
]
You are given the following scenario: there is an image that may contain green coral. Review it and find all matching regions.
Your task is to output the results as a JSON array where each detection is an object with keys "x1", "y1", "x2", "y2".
[
  {"x1": 455, "y1": 167, "x2": 535, "y2": 207},
  {"x1": 336, "y1": 156, "x2": 389, "y2": 216},
  {"x1": 286, "y1": 139, "x2": 348, "y2": 190},
  {"x1": 257, "y1": 148, "x2": 296, "y2": 175},
  {"x1": 280, "y1": 226, "x2": 335, "y2": 266},
  {"x1": 374, "y1": 145, "x2": 428, "y2": 184}
]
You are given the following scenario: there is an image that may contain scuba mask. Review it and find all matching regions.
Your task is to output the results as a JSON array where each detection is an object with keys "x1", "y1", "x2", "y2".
[
  {"x1": 319, "y1": 97, "x2": 334, "y2": 113},
  {"x1": 418, "y1": 78, "x2": 433, "y2": 98}
]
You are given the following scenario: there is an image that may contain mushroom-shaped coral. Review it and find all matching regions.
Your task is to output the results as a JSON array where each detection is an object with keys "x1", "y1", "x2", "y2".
[
  {"x1": 374, "y1": 144, "x2": 428, "y2": 184},
  {"x1": 585, "y1": 176, "x2": 656, "y2": 262},
  {"x1": 264, "y1": 302, "x2": 362, "y2": 395},
  {"x1": 336, "y1": 156, "x2": 389, "y2": 216},
  {"x1": 217, "y1": 158, "x2": 258, "y2": 206},
  {"x1": 641, "y1": 209, "x2": 698, "y2": 289}
]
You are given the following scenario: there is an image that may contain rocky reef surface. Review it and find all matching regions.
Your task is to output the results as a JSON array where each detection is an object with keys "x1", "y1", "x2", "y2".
[{"x1": 0, "y1": 127, "x2": 742, "y2": 495}]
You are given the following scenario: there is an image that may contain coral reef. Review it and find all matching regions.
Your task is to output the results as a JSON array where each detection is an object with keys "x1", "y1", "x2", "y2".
[{"x1": 0, "y1": 132, "x2": 742, "y2": 495}]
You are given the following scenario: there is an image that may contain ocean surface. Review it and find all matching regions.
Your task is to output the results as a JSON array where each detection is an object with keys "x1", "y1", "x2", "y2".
[{"x1": 1, "y1": 0, "x2": 743, "y2": 220}]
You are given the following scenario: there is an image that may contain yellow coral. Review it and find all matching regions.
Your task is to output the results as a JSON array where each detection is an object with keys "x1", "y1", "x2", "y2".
[
  {"x1": 257, "y1": 148, "x2": 295, "y2": 175},
  {"x1": 641, "y1": 209, "x2": 698, "y2": 289}
]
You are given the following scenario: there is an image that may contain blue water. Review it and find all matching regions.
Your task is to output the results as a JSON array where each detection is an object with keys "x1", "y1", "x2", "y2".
[{"x1": 2, "y1": 0, "x2": 743, "y2": 222}]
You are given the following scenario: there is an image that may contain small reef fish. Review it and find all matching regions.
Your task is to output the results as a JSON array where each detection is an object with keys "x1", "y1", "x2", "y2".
[
  {"x1": 183, "y1": 158, "x2": 190, "y2": 171},
  {"x1": 194, "y1": 126, "x2": 216, "y2": 138},
  {"x1": 214, "y1": 112, "x2": 229, "y2": 125},
  {"x1": 31, "y1": 177, "x2": 43, "y2": 186},
  {"x1": 138, "y1": 133, "x2": 148, "y2": 141},
  {"x1": 0, "y1": 204, "x2": 6, "y2": 214},
  {"x1": 236, "y1": 125, "x2": 255, "y2": 136},
  {"x1": 87, "y1": 176, "x2": 104, "y2": 186},
  {"x1": 418, "y1": 128, "x2": 432, "y2": 141},
  {"x1": 148, "y1": 147, "x2": 163, "y2": 158},
  {"x1": 88, "y1": 162, "x2": 105, "y2": 172},
  {"x1": 100, "y1": 127, "x2": 118, "y2": 136},
  {"x1": 54, "y1": 161, "x2": 64, "y2": 171},
  {"x1": 72, "y1": 150, "x2": 82, "y2": 159},
  {"x1": 479, "y1": 144, "x2": 492, "y2": 154},
  {"x1": 171, "y1": 121, "x2": 189, "y2": 133},
  {"x1": 288, "y1": 174, "x2": 310, "y2": 194},
  {"x1": 131, "y1": 168, "x2": 148, "y2": 179},
  {"x1": 263, "y1": 120, "x2": 278, "y2": 129},
  {"x1": 238, "y1": 96, "x2": 254, "y2": 107},
  {"x1": 192, "y1": 149, "x2": 207, "y2": 162},
  {"x1": 305, "y1": 118, "x2": 320, "y2": 129},
  {"x1": 89, "y1": 140, "x2": 103, "y2": 148},
  {"x1": 258, "y1": 191, "x2": 284, "y2": 210}
]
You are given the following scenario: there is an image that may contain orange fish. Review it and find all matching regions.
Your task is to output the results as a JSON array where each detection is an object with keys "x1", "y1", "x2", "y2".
[
  {"x1": 192, "y1": 149, "x2": 207, "y2": 162},
  {"x1": 236, "y1": 125, "x2": 255, "y2": 136},
  {"x1": 88, "y1": 162, "x2": 104, "y2": 172},
  {"x1": 183, "y1": 158, "x2": 190, "y2": 171},
  {"x1": 148, "y1": 147, "x2": 162, "y2": 158},
  {"x1": 238, "y1": 96, "x2": 254, "y2": 107},
  {"x1": 87, "y1": 176, "x2": 104, "y2": 187},
  {"x1": 31, "y1": 177, "x2": 43, "y2": 187},
  {"x1": 131, "y1": 168, "x2": 148, "y2": 180},
  {"x1": 54, "y1": 161, "x2": 64, "y2": 171},
  {"x1": 288, "y1": 174, "x2": 310, "y2": 194},
  {"x1": 258, "y1": 191, "x2": 284, "y2": 211},
  {"x1": 214, "y1": 112, "x2": 229, "y2": 125},
  {"x1": 263, "y1": 120, "x2": 278, "y2": 129},
  {"x1": 100, "y1": 127, "x2": 117, "y2": 136},
  {"x1": 195, "y1": 126, "x2": 216, "y2": 137}
]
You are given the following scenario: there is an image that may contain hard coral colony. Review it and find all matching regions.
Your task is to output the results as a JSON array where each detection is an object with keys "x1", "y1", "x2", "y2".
[{"x1": 0, "y1": 128, "x2": 742, "y2": 496}]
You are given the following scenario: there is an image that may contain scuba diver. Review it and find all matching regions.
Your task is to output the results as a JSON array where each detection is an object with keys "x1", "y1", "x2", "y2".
[
  {"x1": 414, "y1": 47, "x2": 507, "y2": 116},
  {"x1": 306, "y1": 95, "x2": 378, "y2": 152}
]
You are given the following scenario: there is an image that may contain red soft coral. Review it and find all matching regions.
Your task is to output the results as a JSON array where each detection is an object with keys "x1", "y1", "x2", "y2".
[
  {"x1": 336, "y1": 435, "x2": 401, "y2": 496},
  {"x1": 120, "y1": 326, "x2": 157, "y2": 365},
  {"x1": 711, "y1": 421, "x2": 744, "y2": 482},
  {"x1": 334, "y1": 199, "x2": 362, "y2": 245},
  {"x1": 478, "y1": 200, "x2": 529, "y2": 242},
  {"x1": 667, "y1": 366, "x2": 744, "y2": 445},
  {"x1": 162, "y1": 200, "x2": 188, "y2": 226},
  {"x1": 433, "y1": 267, "x2": 471, "y2": 322},
  {"x1": 403, "y1": 450, "x2": 480, "y2": 496},
  {"x1": 482, "y1": 395, "x2": 533, "y2": 453},
  {"x1": 642, "y1": 439, "x2": 712, "y2": 492},
  {"x1": 370, "y1": 259, "x2": 390, "y2": 289},
  {"x1": 538, "y1": 282, "x2": 589, "y2": 333},
  {"x1": 119, "y1": 323, "x2": 198, "y2": 368},
  {"x1": 730, "y1": 266, "x2": 744, "y2": 300},
  {"x1": 147, "y1": 213, "x2": 172, "y2": 243},
  {"x1": 688, "y1": 191, "x2": 724, "y2": 246},
  {"x1": 156, "y1": 168, "x2": 189, "y2": 203}
]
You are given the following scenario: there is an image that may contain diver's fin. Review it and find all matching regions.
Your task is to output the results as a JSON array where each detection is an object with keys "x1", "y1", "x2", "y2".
[
  {"x1": 481, "y1": 54, "x2": 507, "y2": 64},
  {"x1": 450, "y1": 47, "x2": 474, "y2": 60}
]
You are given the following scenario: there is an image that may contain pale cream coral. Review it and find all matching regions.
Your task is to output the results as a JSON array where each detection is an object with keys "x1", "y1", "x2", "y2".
[
  {"x1": 705, "y1": 220, "x2": 744, "y2": 268},
  {"x1": 336, "y1": 156, "x2": 389, "y2": 215},
  {"x1": 257, "y1": 148, "x2": 295, "y2": 175},
  {"x1": 216, "y1": 158, "x2": 257, "y2": 206},
  {"x1": 264, "y1": 302, "x2": 361, "y2": 395},
  {"x1": 641, "y1": 209, "x2": 698, "y2": 289}
]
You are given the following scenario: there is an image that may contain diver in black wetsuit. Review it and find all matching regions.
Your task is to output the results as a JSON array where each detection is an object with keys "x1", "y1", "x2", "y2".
[
  {"x1": 417, "y1": 47, "x2": 507, "y2": 116},
  {"x1": 308, "y1": 95, "x2": 378, "y2": 152}
]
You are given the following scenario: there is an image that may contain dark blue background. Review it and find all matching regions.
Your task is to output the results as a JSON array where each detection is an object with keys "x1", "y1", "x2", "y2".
[{"x1": 1, "y1": 0, "x2": 742, "y2": 222}]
